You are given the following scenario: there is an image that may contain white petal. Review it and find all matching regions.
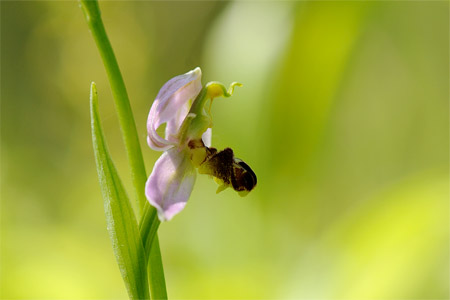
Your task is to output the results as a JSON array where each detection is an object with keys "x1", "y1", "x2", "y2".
[
  {"x1": 202, "y1": 128, "x2": 212, "y2": 147},
  {"x1": 147, "y1": 68, "x2": 202, "y2": 150},
  {"x1": 145, "y1": 148, "x2": 196, "y2": 221}
]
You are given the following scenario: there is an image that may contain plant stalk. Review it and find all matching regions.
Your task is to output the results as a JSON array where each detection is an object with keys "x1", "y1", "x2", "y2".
[{"x1": 80, "y1": 1, "x2": 167, "y2": 298}]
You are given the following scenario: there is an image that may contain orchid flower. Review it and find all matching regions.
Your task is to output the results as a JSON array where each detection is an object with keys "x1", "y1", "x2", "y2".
[{"x1": 145, "y1": 67, "x2": 257, "y2": 221}]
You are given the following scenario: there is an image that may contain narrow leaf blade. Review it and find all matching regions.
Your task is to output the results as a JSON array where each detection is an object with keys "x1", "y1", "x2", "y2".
[
  {"x1": 90, "y1": 82, "x2": 150, "y2": 300},
  {"x1": 139, "y1": 204, "x2": 167, "y2": 299}
]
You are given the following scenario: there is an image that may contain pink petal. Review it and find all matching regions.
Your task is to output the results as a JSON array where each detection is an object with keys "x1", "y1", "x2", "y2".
[
  {"x1": 147, "y1": 103, "x2": 174, "y2": 151},
  {"x1": 145, "y1": 147, "x2": 197, "y2": 221},
  {"x1": 165, "y1": 99, "x2": 189, "y2": 144},
  {"x1": 147, "y1": 68, "x2": 202, "y2": 151}
]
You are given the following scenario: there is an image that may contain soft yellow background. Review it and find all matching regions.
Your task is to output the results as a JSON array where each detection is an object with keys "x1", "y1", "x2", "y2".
[{"x1": 1, "y1": 1, "x2": 448, "y2": 299}]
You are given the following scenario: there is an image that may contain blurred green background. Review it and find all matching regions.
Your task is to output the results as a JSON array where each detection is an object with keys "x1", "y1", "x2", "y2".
[{"x1": 1, "y1": 1, "x2": 448, "y2": 299}]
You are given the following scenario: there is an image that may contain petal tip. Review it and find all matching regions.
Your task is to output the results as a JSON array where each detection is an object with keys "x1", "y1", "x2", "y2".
[
  {"x1": 191, "y1": 67, "x2": 202, "y2": 76},
  {"x1": 157, "y1": 202, "x2": 187, "y2": 222}
]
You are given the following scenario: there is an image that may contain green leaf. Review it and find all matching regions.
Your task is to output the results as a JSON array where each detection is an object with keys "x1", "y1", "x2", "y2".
[
  {"x1": 90, "y1": 82, "x2": 150, "y2": 300},
  {"x1": 80, "y1": 1, "x2": 167, "y2": 297},
  {"x1": 139, "y1": 204, "x2": 167, "y2": 299}
]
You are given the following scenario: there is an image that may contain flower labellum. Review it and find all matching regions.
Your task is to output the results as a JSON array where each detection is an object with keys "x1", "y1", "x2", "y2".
[{"x1": 145, "y1": 67, "x2": 256, "y2": 221}]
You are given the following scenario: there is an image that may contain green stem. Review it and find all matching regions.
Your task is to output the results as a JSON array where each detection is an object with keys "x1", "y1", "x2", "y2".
[
  {"x1": 139, "y1": 204, "x2": 161, "y2": 259},
  {"x1": 79, "y1": 0, "x2": 146, "y2": 216},
  {"x1": 80, "y1": 1, "x2": 167, "y2": 299},
  {"x1": 139, "y1": 207, "x2": 167, "y2": 299}
]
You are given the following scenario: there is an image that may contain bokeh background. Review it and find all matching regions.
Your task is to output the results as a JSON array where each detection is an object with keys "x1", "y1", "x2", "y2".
[{"x1": 1, "y1": 1, "x2": 449, "y2": 299}]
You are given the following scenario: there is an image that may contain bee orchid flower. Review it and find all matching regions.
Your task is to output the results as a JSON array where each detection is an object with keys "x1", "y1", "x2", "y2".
[{"x1": 145, "y1": 67, "x2": 256, "y2": 221}]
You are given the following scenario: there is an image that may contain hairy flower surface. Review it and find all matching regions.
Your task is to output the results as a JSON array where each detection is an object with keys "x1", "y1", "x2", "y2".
[{"x1": 146, "y1": 68, "x2": 256, "y2": 221}]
